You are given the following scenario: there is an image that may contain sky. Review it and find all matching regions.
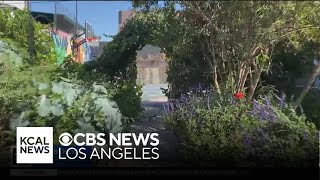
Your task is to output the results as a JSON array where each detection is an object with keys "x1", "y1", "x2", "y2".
[{"x1": 30, "y1": 1, "x2": 133, "y2": 42}]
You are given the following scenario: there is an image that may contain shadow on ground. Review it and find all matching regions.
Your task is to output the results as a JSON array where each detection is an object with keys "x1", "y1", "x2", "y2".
[{"x1": 105, "y1": 84, "x2": 187, "y2": 167}]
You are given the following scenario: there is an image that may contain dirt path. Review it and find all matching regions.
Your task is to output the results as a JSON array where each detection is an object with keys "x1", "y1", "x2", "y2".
[{"x1": 107, "y1": 84, "x2": 184, "y2": 167}]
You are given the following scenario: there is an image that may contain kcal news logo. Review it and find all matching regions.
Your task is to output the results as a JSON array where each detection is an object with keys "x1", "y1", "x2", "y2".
[{"x1": 16, "y1": 127, "x2": 53, "y2": 164}]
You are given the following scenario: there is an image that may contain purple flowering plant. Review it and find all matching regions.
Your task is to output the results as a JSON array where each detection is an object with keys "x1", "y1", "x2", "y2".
[{"x1": 163, "y1": 87, "x2": 318, "y2": 167}]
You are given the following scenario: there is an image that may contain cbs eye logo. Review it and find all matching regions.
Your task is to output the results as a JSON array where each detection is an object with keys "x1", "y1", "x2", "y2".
[{"x1": 59, "y1": 133, "x2": 73, "y2": 146}]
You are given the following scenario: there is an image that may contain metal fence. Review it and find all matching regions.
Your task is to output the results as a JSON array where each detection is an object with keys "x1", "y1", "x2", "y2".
[{"x1": 27, "y1": 1, "x2": 97, "y2": 63}]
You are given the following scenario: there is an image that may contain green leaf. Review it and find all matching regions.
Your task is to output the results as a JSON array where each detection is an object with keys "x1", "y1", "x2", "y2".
[
  {"x1": 38, "y1": 83, "x2": 49, "y2": 91},
  {"x1": 94, "y1": 97, "x2": 123, "y2": 133},
  {"x1": 96, "y1": 122, "x2": 103, "y2": 128},
  {"x1": 74, "y1": 121, "x2": 98, "y2": 134},
  {"x1": 93, "y1": 83, "x2": 108, "y2": 94},
  {"x1": 52, "y1": 82, "x2": 64, "y2": 94},
  {"x1": 9, "y1": 113, "x2": 30, "y2": 132},
  {"x1": 50, "y1": 104, "x2": 64, "y2": 116},
  {"x1": 37, "y1": 95, "x2": 52, "y2": 117},
  {"x1": 64, "y1": 88, "x2": 77, "y2": 106}
]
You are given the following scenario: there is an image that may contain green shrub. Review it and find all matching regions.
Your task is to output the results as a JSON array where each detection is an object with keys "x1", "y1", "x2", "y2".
[
  {"x1": 0, "y1": 9, "x2": 56, "y2": 64},
  {"x1": 0, "y1": 40, "x2": 57, "y2": 107},
  {"x1": 8, "y1": 79, "x2": 123, "y2": 144},
  {"x1": 164, "y1": 91, "x2": 318, "y2": 167},
  {"x1": 0, "y1": 39, "x2": 58, "y2": 150},
  {"x1": 300, "y1": 90, "x2": 320, "y2": 128},
  {"x1": 0, "y1": 42, "x2": 124, "y2": 148},
  {"x1": 0, "y1": 39, "x2": 56, "y2": 108},
  {"x1": 57, "y1": 57, "x2": 143, "y2": 123},
  {"x1": 106, "y1": 81, "x2": 143, "y2": 123},
  {"x1": 0, "y1": 8, "x2": 143, "y2": 150},
  {"x1": 82, "y1": 61, "x2": 143, "y2": 122}
]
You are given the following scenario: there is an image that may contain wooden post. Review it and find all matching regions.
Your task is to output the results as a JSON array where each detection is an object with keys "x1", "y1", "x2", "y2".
[{"x1": 27, "y1": 1, "x2": 35, "y2": 63}]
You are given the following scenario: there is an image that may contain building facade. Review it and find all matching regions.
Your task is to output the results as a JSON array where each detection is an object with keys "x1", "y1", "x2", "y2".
[
  {"x1": 30, "y1": 10, "x2": 95, "y2": 64},
  {"x1": 0, "y1": 1, "x2": 26, "y2": 10}
]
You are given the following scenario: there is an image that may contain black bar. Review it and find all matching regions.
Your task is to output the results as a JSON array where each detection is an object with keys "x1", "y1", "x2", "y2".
[{"x1": 4, "y1": 167, "x2": 319, "y2": 178}]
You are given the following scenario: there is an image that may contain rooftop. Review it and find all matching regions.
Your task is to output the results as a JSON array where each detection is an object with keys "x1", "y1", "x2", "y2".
[
  {"x1": 0, "y1": 3, "x2": 19, "y2": 9},
  {"x1": 31, "y1": 11, "x2": 85, "y2": 31}
]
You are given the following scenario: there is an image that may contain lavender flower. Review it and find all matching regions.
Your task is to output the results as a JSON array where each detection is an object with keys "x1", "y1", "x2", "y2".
[
  {"x1": 181, "y1": 95, "x2": 186, "y2": 104},
  {"x1": 163, "y1": 103, "x2": 168, "y2": 114},
  {"x1": 251, "y1": 99, "x2": 278, "y2": 122},
  {"x1": 169, "y1": 101, "x2": 174, "y2": 112},
  {"x1": 280, "y1": 93, "x2": 286, "y2": 109},
  {"x1": 250, "y1": 100, "x2": 259, "y2": 116},
  {"x1": 176, "y1": 101, "x2": 181, "y2": 109},
  {"x1": 264, "y1": 95, "x2": 271, "y2": 108}
]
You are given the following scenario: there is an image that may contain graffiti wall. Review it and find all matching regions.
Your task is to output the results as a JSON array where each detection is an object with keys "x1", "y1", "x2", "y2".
[{"x1": 51, "y1": 30, "x2": 92, "y2": 64}]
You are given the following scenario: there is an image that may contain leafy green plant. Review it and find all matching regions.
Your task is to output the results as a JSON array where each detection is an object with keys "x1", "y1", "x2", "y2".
[
  {"x1": 261, "y1": 40, "x2": 320, "y2": 128},
  {"x1": 0, "y1": 9, "x2": 56, "y2": 64},
  {"x1": 0, "y1": 8, "x2": 144, "y2": 151},
  {"x1": 74, "y1": 60, "x2": 143, "y2": 121},
  {"x1": 0, "y1": 40, "x2": 57, "y2": 107},
  {"x1": 0, "y1": 39, "x2": 58, "y2": 150},
  {"x1": 8, "y1": 79, "x2": 123, "y2": 144},
  {"x1": 106, "y1": 81, "x2": 143, "y2": 124}
]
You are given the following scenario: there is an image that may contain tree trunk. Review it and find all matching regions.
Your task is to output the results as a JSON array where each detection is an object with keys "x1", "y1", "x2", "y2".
[
  {"x1": 247, "y1": 68, "x2": 262, "y2": 103},
  {"x1": 293, "y1": 63, "x2": 320, "y2": 110},
  {"x1": 237, "y1": 61, "x2": 247, "y2": 92},
  {"x1": 213, "y1": 65, "x2": 221, "y2": 94},
  {"x1": 239, "y1": 65, "x2": 249, "y2": 92},
  {"x1": 28, "y1": 4, "x2": 35, "y2": 63},
  {"x1": 237, "y1": 61, "x2": 251, "y2": 93}
]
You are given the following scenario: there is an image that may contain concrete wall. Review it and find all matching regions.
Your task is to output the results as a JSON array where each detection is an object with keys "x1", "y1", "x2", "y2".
[{"x1": 137, "y1": 59, "x2": 167, "y2": 85}]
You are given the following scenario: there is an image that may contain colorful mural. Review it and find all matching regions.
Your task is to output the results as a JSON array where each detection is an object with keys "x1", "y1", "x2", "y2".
[{"x1": 51, "y1": 30, "x2": 92, "y2": 64}]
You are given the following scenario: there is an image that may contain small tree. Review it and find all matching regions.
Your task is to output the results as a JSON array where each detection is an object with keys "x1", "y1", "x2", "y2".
[{"x1": 174, "y1": 1, "x2": 320, "y2": 104}]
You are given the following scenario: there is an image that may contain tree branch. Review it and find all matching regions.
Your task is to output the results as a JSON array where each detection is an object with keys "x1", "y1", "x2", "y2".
[{"x1": 293, "y1": 63, "x2": 320, "y2": 110}]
